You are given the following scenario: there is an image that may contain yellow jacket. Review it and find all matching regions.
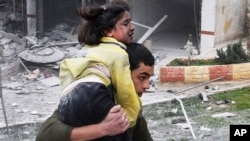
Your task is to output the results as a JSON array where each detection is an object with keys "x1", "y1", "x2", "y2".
[{"x1": 59, "y1": 37, "x2": 140, "y2": 127}]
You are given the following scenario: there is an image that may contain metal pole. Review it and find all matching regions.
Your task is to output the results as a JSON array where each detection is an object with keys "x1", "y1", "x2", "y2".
[
  {"x1": 12, "y1": 0, "x2": 15, "y2": 14},
  {"x1": 0, "y1": 68, "x2": 10, "y2": 139},
  {"x1": 172, "y1": 94, "x2": 197, "y2": 140},
  {"x1": 144, "y1": 76, "x2": 226, "y2": 105},
  {"x1": 166, "y1": 76, "x2": 225, "y2": 140},
  {"x1": 173, "y1": 76, "x2": 225, "y2": 95},
  {"x1": 137, "y1": 15, "x2": 167, "y2": 44},
  {"x1": 26, "y1": 0, "x2": 37, "y2": 35}
]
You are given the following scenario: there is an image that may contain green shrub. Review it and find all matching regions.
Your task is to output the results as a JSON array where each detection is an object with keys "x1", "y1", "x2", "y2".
[{"x1": 216, "y1": 41, "x2": 249, "y2": 64}]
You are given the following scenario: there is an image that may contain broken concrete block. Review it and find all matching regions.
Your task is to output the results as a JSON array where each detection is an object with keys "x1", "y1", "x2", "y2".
[
  {"x1": 171, "y1": 117, "x2": 186, "y2": 124},
  {"x1": 39, "y1": 76, "x2": 60, "y2": 87},
  {"x1": 201, "y1": 92, "x2": 208, "y2": 102},
  {"x1": 1, "y1": 61, "x2": 21, "y2": 77},
  {"x1": 211, "y1": 112, "x2": 236, "y2": 118}
]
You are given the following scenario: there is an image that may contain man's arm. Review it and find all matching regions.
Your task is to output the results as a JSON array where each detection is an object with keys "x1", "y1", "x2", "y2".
[
  {"x1": 36, "y1": 105, "x2": 129, "y2": 141},
  {"x1": 71, "y1": 105, "x2": 129, "y2": 141}
]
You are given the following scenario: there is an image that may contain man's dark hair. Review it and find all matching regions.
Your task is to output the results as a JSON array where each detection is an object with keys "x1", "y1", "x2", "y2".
[{"x1": 126, "y1": 43, "x2": 155, "y2": 70}]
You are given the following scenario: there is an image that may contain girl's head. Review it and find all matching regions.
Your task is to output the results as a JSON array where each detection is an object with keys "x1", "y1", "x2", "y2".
[{"x1": 77, "y1": 0, "x2": 135, "y2": 45}]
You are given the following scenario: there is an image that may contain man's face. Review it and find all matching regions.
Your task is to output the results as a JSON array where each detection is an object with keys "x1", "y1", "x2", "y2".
[
  {"x1": 131, "y1": 63, "x2": 154, "y2": 97},
  {"x1": 111, "y1": 11, "x2": 135, "y2": 44}
]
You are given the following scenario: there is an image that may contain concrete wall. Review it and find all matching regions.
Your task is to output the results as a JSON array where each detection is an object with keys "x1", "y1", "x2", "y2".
[
  {"x1": 214, "y1": 0, "x2": 247, "y2": 44},
  {"x1": 160, "y1": 62, "x2": 250, "y2": 83},
  {"x1": 200, "y1": 0, "x2": 216, "y2": 54},
  {"x1": 200, "y1": 0, "x2": 247, "y2": 55},
  {"x1": 131, "y1": 0, "x2": 248, "y2": 55}
]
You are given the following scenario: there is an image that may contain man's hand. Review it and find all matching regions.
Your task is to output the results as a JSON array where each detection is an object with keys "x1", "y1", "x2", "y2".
[{"x1": 101, "y1": 105, "x2": 129, "y2": 136}]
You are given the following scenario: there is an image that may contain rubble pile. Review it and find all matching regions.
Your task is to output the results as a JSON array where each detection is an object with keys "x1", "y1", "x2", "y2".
[{"x1": 0, "y1": 25, "x2": 80, "y2": 78}]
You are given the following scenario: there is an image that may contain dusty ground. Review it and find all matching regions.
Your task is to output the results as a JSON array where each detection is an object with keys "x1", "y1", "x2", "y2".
[{"x1": 1, "y1": 66, "x2": 250, "y2": 141}]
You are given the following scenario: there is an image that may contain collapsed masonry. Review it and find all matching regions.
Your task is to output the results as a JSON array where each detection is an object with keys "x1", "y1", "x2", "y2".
[{"x1": 0, "y1": 23, "x2": 80, "y2": 77}]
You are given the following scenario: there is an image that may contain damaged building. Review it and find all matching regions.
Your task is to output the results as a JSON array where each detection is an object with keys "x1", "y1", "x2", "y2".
[
  {"x1": 1, "y1": 0, "x2": 249, "y2": 52},
  {"x1": 0, "y1": 0, "x2": 250, "y2": 75}
]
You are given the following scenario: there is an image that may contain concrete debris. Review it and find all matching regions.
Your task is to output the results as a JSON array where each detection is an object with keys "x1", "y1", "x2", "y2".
[
  {"x1": 0, "y1": 62, "x2": 21, "y2": 76},
  {"x1": 23, "y1": 69, "x2": 40, "y2": 80},
  {"x1": 0, "y1": 32, "x2": 24, "y2": 62},
  {"x1": 14, "y1": 109, "x2": 22, "y2": 113},
  {"x1": 152, "y1": 52, "x2": 160, "y2": 64},
  {"x1": 1, "y1": 24, "x2": 80, "y2": 66},
  {"x1": 215, "y1": 99, "x2": 232, "y2": 105},
  {"x1": 212, "y1": 85, "x2": 219, "y2": 91},
  {"x1": 11, "y1": 102, "x2": 19, "y2": 107},
  {"x1": 23, "y1": 131, "x2": 31, "y2": 136},
  {"x1": 25, "y1": 36, "x2": 39, "y2": 46},
  {"x1": 0, "y1": 31, "x2": 24, "y2": 45},
  {"x1": 42, "y1": 69, "x2": 53, "y2": 78},
  {"x1": 18, "y1": 57, "x2": 31, "y2": 74},
  {"x1": 171, "y1": 117, "x2": 186, "y2": 124},
  {"x1": 15, "y1": 88, "x2": 30, "y2": 95},
  {"x1": 52, "y1": 30, "x2": 77, "y2": 41},
  {"x1": 205, "y1": 106, "x2": 213, "y2": 110},
  {"x1": 201, "y1": 92, "x2": 208, "y2": 102},
  {"x1": 30, "y1": 110, "x2": 38, "y2": 115},
  {"x1": 1, "y1": 38, "x2": 11, "y2": 44},
  {"x1": 39, "y1": 76, "x2": 60, "y2": 87},
  {"x1": 18, "y1": 47, "x2": 65, "y2": 63},
  {"x1": 21, "y1": 108, "x2": 29, "y2": 113},
  {"x1": 2, "y1": 82, "x2": 22, "y2": 90},
  {"x1": 171, "y1": 108, "x2": 178, "y2": 114},
  {"x1": 64, "y1": 46, "x2": 81, "y2": 58},
  {"x1": 196, "y1": 85, "x2": 210, "y2": 102},
  {"x1": 211, "y1": 112, "x2": 236, "y2": 118},
  {"x1": 175, "y1": 123, "x2": 190, "y2": 129},
  {"x1": 231, "y1": 101, "x2": 236, "y2": 104},
  {"x1": 199, "y1": 126, "x2": 212, "y2": 132}
]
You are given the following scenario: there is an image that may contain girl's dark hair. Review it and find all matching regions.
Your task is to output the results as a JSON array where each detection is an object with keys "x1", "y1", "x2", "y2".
[
  {"x1": 76, "y1": 0, "x2": 130, "y2": 45},
  {"x1": 126, "y1": 43, "x2": 155, "y2": 70}
]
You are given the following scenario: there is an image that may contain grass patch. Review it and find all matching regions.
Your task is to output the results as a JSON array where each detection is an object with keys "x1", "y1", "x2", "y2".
[
  {"x1": 210, "y1": 87, "x2": 250, "y2": 111},
  {"x1": 168, "y1": 58, "x2": 218, "y2": 66},
  {"x1": 142, "y1": 86, "x2": 250, "y2": 140},
  {"x1": 193, "y1": 115, "x2": 227, "y2": 128},
  {"x1": 143, "y1": 87, "x2": 250, "y2": 129}
]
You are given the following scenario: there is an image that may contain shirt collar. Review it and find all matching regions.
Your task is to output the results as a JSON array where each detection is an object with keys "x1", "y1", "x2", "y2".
[{"x1": 101, "y1": 37, "x2": 127, "y2": 49}]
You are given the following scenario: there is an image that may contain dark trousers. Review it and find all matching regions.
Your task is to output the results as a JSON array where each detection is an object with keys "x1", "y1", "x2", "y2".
[{"x1": 58, "y1": 82, "x2": 132, "y2": 141}]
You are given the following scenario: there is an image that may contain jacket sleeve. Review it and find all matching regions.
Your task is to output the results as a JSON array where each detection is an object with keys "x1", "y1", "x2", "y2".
[
  {"x1": 36, "y1": 109, "x2": 72, "y2": 141},
  {"x1": 110, "y1": 53, "x2": 140, "y2": 127}
]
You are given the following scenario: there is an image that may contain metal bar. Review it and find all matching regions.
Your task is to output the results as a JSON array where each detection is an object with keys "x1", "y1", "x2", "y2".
[
  {"x1": 144, "y1": 76, "x2": 225, "y2": 106},
  {"x1": 137, "y1": 15, "x2": 167, "y2": 44},
  {"x1": 172, "y1": 94, "x2": 196, "y2": 140},
  {"x1": 173, "y1": 76, "x2": 225, "y2": 95},
  {"x1": 131, "y1": 21, "x2": 151, "y2": 29},
  {"x1": 18, "y1": 57, "x2": 31, "y2": 74},
  {"x1": 169, "y1": 76, "x2": 224, "y2": 140},
  {"x1": 171, "y1": 76, "x2": 226, "y2": 141},
  {"x1": 0, "y1": 68, "x2": 10, "y2": 139},
  {"x1": 31, "y1": 41, "x2": 79, "y2": 50},
  {"x1": 143, "y1": 76, "x2": 225, "y2": 140},
  {"x1": 12, "y1": 0, "x2": 15, "y2": 14}
]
